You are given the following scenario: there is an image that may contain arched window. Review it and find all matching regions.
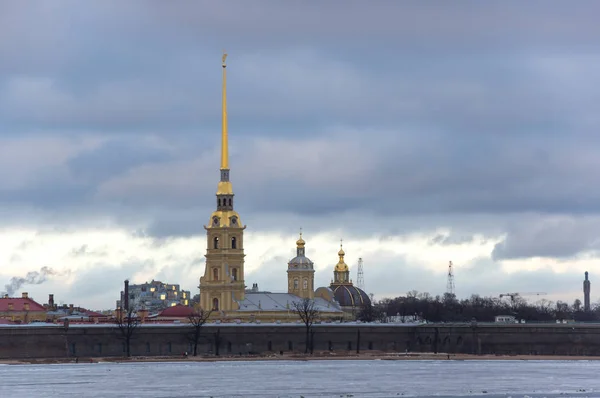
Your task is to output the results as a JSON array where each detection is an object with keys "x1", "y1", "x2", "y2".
[
  {"x1": 231, "y1": 237, "x2": 237, "y2": 249},
  {"x1": 232, "y1": 268, "x2": 238, "y2": 281},
  {"x1": 218, "y1": 198, "x2": 221, "y2": 207},
  {"x1": 303, "y1": 279, "x2": 308, "y2": 290},
  {"x1": 293, "y1": 279, "x2": 299, "y2": 289},
  {"x1": 228, "y1": 198, "x2": 232, "y2": 207},
  {"x1": 213, "y1": 268, "x2": 219, "y2": 281},
  {"x1": 212, "y1": 298, "x2": 219, "y2": 311},
  {"x1": 213, "y1": 237, "x2": 219, "y2": 249}
]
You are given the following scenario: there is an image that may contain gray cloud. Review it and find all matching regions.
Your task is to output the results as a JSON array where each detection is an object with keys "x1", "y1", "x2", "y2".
[
  {"x1": 492, "y1": 216, "x2": 600, "y2": 260},
  {"x1": 2, "y1": 2, "x2": 600, "y2": 307}
]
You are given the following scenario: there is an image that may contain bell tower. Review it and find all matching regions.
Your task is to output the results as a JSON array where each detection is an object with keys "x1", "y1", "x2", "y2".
[
  {"x1": 199, "y1": 52, "x2": 246, "y2": 312},
  {"x1": 287, "y1": 231, "x2": 315, "y2": 299}
]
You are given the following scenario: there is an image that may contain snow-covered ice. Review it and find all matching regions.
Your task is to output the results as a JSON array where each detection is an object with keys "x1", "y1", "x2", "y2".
[{"x1": 0, "y1": 359, "x2": 599, "y2": 398}]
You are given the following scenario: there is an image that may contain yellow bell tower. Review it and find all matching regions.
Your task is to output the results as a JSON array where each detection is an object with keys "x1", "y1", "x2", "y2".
[
  {"x1": 199, "y1": 52, "x2": 246, "y2": 312},
  {"x1": 287, "y1": 231, "x2": 315, "y2": 299}
]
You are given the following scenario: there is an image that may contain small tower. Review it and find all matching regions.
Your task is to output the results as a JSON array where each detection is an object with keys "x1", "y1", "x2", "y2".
[
  {"x1": 333, "y1": 241, "x2": 350, "y2": 284},
  {"x1": 287, "y1": 231, "x2": 315, "y2": 299},
  {"x1": 584, "y1": 271, "x2": 591, "y2": 312}
]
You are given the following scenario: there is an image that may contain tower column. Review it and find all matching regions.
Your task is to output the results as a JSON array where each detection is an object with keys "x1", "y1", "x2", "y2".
[{"x1": 199, "y1": 52, "x2": 246, "y2": 313}]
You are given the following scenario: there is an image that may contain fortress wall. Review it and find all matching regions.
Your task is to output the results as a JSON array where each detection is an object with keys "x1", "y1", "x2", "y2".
[{"x1": 1, "y1": 323, "x2": 600, "y2": 359}]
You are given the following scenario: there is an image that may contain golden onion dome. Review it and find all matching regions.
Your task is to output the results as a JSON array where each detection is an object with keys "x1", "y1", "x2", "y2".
[
  {"x1": 296, "y1": 231, "x2": 305, "y2": 248},
  {"x1": 335, "y1": 242, "x2": 349, "y2": 272}
]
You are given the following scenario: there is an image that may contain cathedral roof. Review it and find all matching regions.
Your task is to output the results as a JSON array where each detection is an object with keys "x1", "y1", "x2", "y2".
[
  {"x1": 238, "y1": 293, "x2": 342, "y2": 313},
  {"x1": 330, "y1": 284, "x2": 371, "y2": 308}
]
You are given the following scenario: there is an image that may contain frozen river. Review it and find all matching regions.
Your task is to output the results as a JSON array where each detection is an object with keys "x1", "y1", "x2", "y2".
[{"x1": 0, "y1": 359, "x2": 599, "y2": 398}]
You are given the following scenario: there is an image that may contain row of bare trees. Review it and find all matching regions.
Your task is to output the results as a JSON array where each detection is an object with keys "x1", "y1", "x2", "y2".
[
  {"x1": 359, "y1": 291, "x2": 600, "y2": 323},
  {"x1": 113, "y1": 298, "x2": 321, "y2": 357},
  {"x1": 114, "y1": 307, "x2": 213, "y2": 357}
]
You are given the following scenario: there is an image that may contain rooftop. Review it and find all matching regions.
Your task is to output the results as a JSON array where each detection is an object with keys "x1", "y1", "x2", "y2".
[
  {"x1": 158, "y1": 304, "x2": 194, "y2": 318},
  {"x1": 238, "y1": 293, "x2": 343, "y2": 313},
  {"x1": 0, "y1": 297, "x2": 46, "y2": 312}
]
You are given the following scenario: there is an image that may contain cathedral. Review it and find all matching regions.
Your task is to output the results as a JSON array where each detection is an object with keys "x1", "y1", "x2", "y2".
[{"x1": 197, "y1": 54, "x2": 370, "y2": 322}]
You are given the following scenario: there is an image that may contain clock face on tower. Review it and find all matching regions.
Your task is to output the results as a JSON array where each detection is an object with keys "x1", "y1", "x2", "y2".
[
  {"x1": 231, "y1": 216, "x2": 237, "y2": 225},
  {"x1": 212, "y1": 216, "x2": 219, "y2": 226}
]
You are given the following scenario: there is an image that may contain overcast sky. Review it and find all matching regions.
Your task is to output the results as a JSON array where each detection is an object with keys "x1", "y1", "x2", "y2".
[{"x1": 1, "y1": 1, "x2": 600, "y2": 310}]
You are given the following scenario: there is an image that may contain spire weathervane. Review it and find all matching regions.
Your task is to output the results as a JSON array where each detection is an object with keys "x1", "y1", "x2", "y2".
[{"x1": 221, "y1": 50, "x2": 229, "y2": 170}]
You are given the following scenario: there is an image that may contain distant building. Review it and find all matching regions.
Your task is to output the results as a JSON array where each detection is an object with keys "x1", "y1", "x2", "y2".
[
  {"x1": 0, "y1": 292, "x2": 47, "y2": 323},
  {"x1": 150, "y1": 304, "x2": 196, "y2": 322},
  {"x1": 495, "y1": 315, "x2": 517, "y2": 323},
  {"x1": 118, "y1": 280, "x2": 191, "y2": 313}
]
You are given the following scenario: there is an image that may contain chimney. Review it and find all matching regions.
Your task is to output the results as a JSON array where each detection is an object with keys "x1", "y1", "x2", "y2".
[
  {"x1": 49, "y1": 294, "x2": 55, "y2": 308},
  {"x1": 124, "y1": 279, "x2": 130, "y2": 312},
  {"x1": 584, "y1": 271, "x2": 591, "y2": 312},
  {"x1": 22, "y1": 292, "x2": 28, "y2": 299},
  {"x1": 69, "y1": 304, "x2": 74, "y2": 314},
  {"x1": 3, "y1": 294, "x2": 8, "y2": 299}
]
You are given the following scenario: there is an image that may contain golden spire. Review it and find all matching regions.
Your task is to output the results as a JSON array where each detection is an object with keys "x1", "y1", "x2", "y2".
[
  {"x1": 296, "y1": 228, "x2": 305, "y2": 248},
  {"x1": 221, "y1": 50, "x2": 228, "y2": 170}
]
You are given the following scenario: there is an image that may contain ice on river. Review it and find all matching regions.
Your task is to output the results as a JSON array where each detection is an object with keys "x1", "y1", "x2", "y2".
[{"x1": 0, "y1": 359, "x2": 599, "y2": 398}]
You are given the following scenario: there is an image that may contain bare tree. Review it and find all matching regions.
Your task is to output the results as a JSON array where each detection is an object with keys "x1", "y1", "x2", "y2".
[
  {"x1": 187, "y1": 309, "x2": 212, "y2": 356},
  {"x1": 292, "y1": 298, "x2": 319, "y2": 354},
  {"x1": 116, "y1": 307, "x2": 140, "y2": 357}
]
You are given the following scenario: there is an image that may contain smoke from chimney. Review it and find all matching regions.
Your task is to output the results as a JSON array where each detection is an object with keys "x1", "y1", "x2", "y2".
[{"x1": 1, "y1": 267, "x2": 71, "y2": 297}]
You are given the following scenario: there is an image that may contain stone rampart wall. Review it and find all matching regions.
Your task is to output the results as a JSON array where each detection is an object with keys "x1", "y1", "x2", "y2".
[{"x1": 1, "y1": 323, "x2": 599, "y2": 359}]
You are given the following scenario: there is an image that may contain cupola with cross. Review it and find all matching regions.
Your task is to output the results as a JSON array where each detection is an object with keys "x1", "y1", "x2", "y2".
[{"x1": 287, "y1": 229, "x2": 315, "y2": 299}]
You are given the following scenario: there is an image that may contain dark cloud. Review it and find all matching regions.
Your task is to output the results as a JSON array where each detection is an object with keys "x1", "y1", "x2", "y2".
[
  {"x1": 491, "y1": 216, "x2": 600, "y2": 260},
  {"x1": 1, "y1": 2, "x2": 600, "y2": 304}
]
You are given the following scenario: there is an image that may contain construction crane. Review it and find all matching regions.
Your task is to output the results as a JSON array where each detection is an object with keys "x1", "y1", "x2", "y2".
[{"x1": 499, "y1": 292, "x2": 547, "y2": 304}]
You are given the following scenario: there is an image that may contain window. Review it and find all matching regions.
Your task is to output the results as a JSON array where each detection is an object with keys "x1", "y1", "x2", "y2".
[
  {"x1": 268, "y1": 341, "x2": 272, "y2": 351},
  {"x1": 167, "y1": 342, "x2": 172, "y2": 354},
  {"x1": 213, "y1": 237, "x2": 219, "y2": 249},
  {"x1": 228, "y1": 198, "x2": 232, "y2": 206},
  {"x1": 218, "y1": 198, "x2": 221, "y2": 207},
  {"x1": 293, "y1": 279, "x2": 298, "y2": 289},
  {"x1": 231, "y1": 237, "x2": 237, "y2": 249},
  {"x1": 213, "y1": 268, "x2": 219, "y2": 281},
  {"x1": 212, "y1": 298, "x2": 219, "y2": 311},
  {"x1": 71, "y1": 343, "x2": 77, "y2": 355},
  {"x1": 98, "y1": 343, "x2": 102, "y2": 354},
  {"x1": 146, "y1": 342, "x2": 151, "y2": 354},
  {"x1": 232, "y1": 268, "x2": 238, "y2": 281},
  {"x1": 303, "y1": 279, "x2": 308, "y2": 290}
]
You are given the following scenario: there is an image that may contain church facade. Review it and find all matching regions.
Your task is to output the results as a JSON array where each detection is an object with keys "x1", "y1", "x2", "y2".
[{"x1": 198, "y1": 54, "x2": 367, "y2": 322}]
